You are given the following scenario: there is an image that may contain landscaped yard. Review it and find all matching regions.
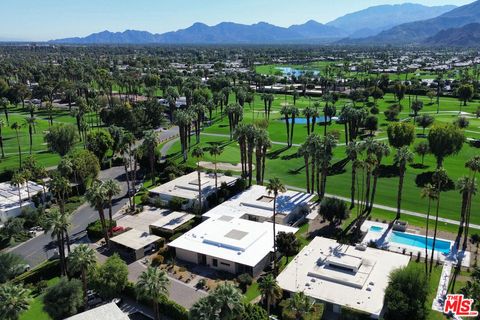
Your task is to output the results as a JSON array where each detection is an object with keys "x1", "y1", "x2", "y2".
[{"x1": 19, "y1": 277, "x2": 60, "y2": 320}]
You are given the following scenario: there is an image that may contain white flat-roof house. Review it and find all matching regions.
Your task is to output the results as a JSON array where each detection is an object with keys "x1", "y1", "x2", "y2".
[
  {"x1": 149, "y1": 172, "x2": 238, "y2": 210},
  {"x1": 169, "y1": 214, "x2": 297, "y2": 276},
  {"x1": 203, "y1": 185, "x2": 314, "y2": 224},
  {"x1": 110, "y1": 229, "x2": 162, "y2": 261},
  {"x1": 0, "y1": 181, "x2": 43, "y2": 225},
  {"x1": 276, "y1": 237, "x2": 410, "y2": 319},
  {"x1": 65, "y1": 302, "x2": 129, "y2": 320}
]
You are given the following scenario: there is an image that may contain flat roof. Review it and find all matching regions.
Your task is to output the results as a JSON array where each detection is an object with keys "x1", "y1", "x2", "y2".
[
  {"x1": 149, "y1": 172, "x2": 237, "y2": 201},
  {"x1": 169, "y1": 215, "x2": 298, "y2": 267},
  {"x1": 276, "y1": 237, "x2": 410, "y2": 318},
  {"x1": 203, "y1": 185, "x2": 314, "y2": 220},
  {"x1": 116, "y1": 207, "x2": 171, "y2": 233},
  {"x1": 110, "y1": 229, "x2": 161, "y2": 251},
  {"x1": 0, "y1": 181, "x2": 42, "y2": 212},
  {"x1": 150, "y1": 211, "x2": 195, "y2": 231},
  {"x1": 65, "y1": 302, "x2": 129, "y2": 320}
]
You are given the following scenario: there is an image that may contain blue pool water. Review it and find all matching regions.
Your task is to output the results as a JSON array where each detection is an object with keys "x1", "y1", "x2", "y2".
[
  {"x1": 370, "y1": 226, "x2": 383, "y2": 232},
  {"x1": 276, "y1": 67, "x2": 320, "y2": 77},
  {"x1": 286, "y1": 116, "x2": 327, "y2": 124},
  {"x1": 389, "y1": 231, "x2": 452, "y2": 254}
]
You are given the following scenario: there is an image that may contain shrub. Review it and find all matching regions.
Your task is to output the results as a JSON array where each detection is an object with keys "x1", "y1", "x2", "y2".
[
  {"x1": 319, "y1": 197, "x2": 350, "y2": 225},
  {"x1": 471, "y1": 234, "x2": 480, "y2": 244},
  {"x1": 35, "y1": 279, "x2": 49, "y2": 295},
  {"x1": 224, "y1": 170, "x2": 233, "y2": 176},
  {"x1": 340, "y1": 306, "x2": 371, "y2": 320},
  {"x1": 43, "y1": 278, "x2": 83, "y2": 320},
  {"x1": 86, "y1": 219, "x2": 116, "y2": 241},
  {"x1": 196, "y1": 278, "x2": 207, "y2": 289},
  {"x1": 12, "y1": 260, "x2": 60, "y2": 285},
  {"x1": 169, "y1": 197, "x2": 186, "y2": 211},
  {"x1": 384, "y1": 104, "x2": 400, "y2": 121},
  {"x1": 237, "y1": 273, "x2": 253, "y2": 292},
  {"x1": 158, "y1": 295, "x2": 188, "y2": 320},
  {"x1": 151, "y1": 254, "x2": 165, "y2": 266}
]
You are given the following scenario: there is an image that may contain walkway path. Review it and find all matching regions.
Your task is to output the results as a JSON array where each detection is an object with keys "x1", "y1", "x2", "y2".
[
  {"x1": 286, "y1": 185, "x2": 480, "y2": 230},
  {"x1": 432, "y1": 262, "x2": 452, "y2": 315}
]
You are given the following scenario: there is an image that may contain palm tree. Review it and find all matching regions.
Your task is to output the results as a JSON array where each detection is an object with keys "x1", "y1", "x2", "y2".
[
  {"x1": 192, "y1": 147, "x2": 204, "y2": 214},
  {"x1": 0, "y1": 283, "x2": 31, "y2": 320},
  {"x1": 302, "y1": 106, "x2": 314, "y2": 135},
  {"x1": 10, "y1": 122, "x2": 22, "y2": 167},
  {"x1": 266, "y1": 178, "x2": 286, "y2": 274},
  {"x1": 367, "y1": 141, "x2": 390, "y2": 213},
  {"x1": 255, "y1": 128, "x2": 271, "y2": 185},
  {"x1": 209, "y1": 144, "x2": 223, "y2": 201},
  {"x1": 49, "y1": 174, "x2": 71, "y2": 216},
  {"x1": 394, "y1": 146, "x2": 414, "y2": 220},
  {"x1": 0, "y1": 118, "x2": 5, "y2": 158},
  {"x1": 68, "y1": 244, "x2": 96, "y2": 309},
  {"x1": 323, "y1": 104, "x2": 336, "y2": 136},
  {"x1": 104, "y1": 179, "x2": 121, "y2": 222},
  {"x1": 135, "y1": 266, "x2": 169, "y2": 320},
  {"x1": 142, "y1": 130, "x2": 159, "y2": 185},
  {"x1": 463, "y1": 156, "x2": 480, "y2": 251},
  {"x1": 421, "y1": 184, "x2": 437, "y2": 274},
  {"x1": 0, "y1": 98, "x2": 9, "y2": 125},
  {"x1": 189, "y1": 296, "x2": 217, "y2": 319},
  {"x1": 284, "y1": 292, "x2": 315, "y2": 320},
  {"x1": 346, "y1": 142, "x2": 363, "y2": 209},
  {"x1": 258, "y1": 273, "x2": 282, "y2": 315},
  {"x1": 10, "y1": 172, "x2": 25, "y2": 208},
  {"x1": 24, "y1": 117, "x2": 36, "y2": 154},
  {"x1": 212, "y1": 282, "x2": 244, "y2": 320},
  {"x1": 289, "y1": 106, "x2": 300, "y2": 147},
  {"x1": 280, "y1": 105, "x2": 291, "y2": 146},
  {"x1": 45, "y1": 209, "x2": 71, "y2": 275},
  {"x1": 85, "y1": 181, "x2": 109, "y2": 246}
]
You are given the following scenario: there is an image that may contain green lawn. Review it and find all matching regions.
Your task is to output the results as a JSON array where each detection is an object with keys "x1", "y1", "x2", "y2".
[
  {"x1": 19, "y1": 277, "x2": 60, "y2": 320},
  {"x1": 166, "y1": 92, "x2": 480, "y2": 226}
]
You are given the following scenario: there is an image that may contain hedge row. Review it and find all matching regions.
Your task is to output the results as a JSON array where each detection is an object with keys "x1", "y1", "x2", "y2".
[{"x1": 12, "y1": 259, "x2": 60, "y2": 285}]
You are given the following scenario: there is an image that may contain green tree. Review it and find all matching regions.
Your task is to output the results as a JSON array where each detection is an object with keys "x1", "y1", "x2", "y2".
[
  {"x1": 10, "y1": 122, "x2": 22, "y2": 166},
  {"x1": 0, "y1": 252, "x2": 27, "y2": 283},
  {"x1": 93, "y1": 253, "x2": 128, "y2": 299},
  {"x1": 414, "y1": 141, "x2": 430, "y2": 166},
  {"x1": 383, "y1": 264, "x2": 429, "y2": 320},
  {"x1": 457, "y1": 83, "x2": 474, "y2": 107},
  {"x1": 103, "y1": 179, "x2": 121, "y2": 222},
  {"x1": 190, "y1": 282, "x2": 244, "y2": 320},
  {"x1": 44, "y1": 124, "x2": 78, "y2": 156},
  {"x1": 394, "y1": 146, "x2": 414, "y2": 220},
  {"x1": 0, "y1": 118, "x2": 5, "y2": 158},
  {"x1": 411, "y1": 100, "x2": 423, "y2": 124},
  {"x1": 209, "y1": 144, "x2": 224, "y2": 201},
  {"x1": 10, "y1": 171, "x2": 25, "y2": 208},
  {"x1": 428, "y1": 124, "x2": 465, "y2": 168},
  {"x1": 86, "y1": 130, "x2": 113, "y2": 162},
  {"x1": 319, "y1": 197, "x2": 350, "y2": 225},
  {"x1": 266, "y1": 178, "x2": 286, "y2": 274},
  {"x1": 44, "y1": 209, "x2": 71, "y2": 276},
  {"x1": 429, "y1": 169, "x2": 449, "y2": 274},
  {"x1": 276, "y1": 232, "x2": 300, "y2": 263},
  {"x1": 283, "y1": 292, "x2": 316, "y2": 320},
  {"x1": 0, "y1": 283, "x2": 31, "y2": 320},
  {"x1": 68, "y1": 244, "x2": 96, "y2": 308},
  {"x1": 43, "y1": 278, "x2": 83, "y2": 320},
  {"x1": 24, "y1": 117, "x2": 36, "y2": 154},
  {"x1": 135, "y1": 266, "x2": 170, "y2": 320},
  {"x1": 192, "y1": 147, "x2": 204, "y2": 214},
  {"x1": 421, "y1": 184, "x2": 437, "y2": 274},
  {"x1": 142, "y1": 130, "x2": 159, "y2": 185},
  {"x1": 85, "y1": 181, "x2": 109, "y2": 245},
  {"x1": 387, "y1": 122, "x2": 415, "y2": 149},
  {"x1": 258, "y1": 273, "x2": 282, "y2": 315},
  {"x1": 417, "y1": 114, "x2": 435, "y2": 135}
]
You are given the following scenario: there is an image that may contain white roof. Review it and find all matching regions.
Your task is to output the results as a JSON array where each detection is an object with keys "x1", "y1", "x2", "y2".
[
  {"x1": 116, "y1": 207, "x2": 171, "y2": 233},
  {"x1": 203, "y1": 185, "x2": 314, "y2": 220},
  {"x1": 276, "y1": 237, "x2": 410, "y2": 318},
  {"x1": 169, "y1": 215, "x2": 298, "y2": 267},
  {"x1": 149, "y1": 172, "x2": 237, "y2": 201},
  {"x1": 150, "y1": 211, "x2": 195, "y2": 231},
  {"x1": 0, "y1": 181, "x2": 42, "y2": 213},
  {"x1": 65, "y1": 302, "x2": 129, "y2": 320},
  {"x1": 110, "y1": 229, "x2": 161, "y2": 251}
]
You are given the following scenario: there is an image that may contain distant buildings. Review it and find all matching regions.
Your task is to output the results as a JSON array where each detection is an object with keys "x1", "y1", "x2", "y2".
[{"x1": 276, "y1": 237, "x2": 410, "y2": 319}]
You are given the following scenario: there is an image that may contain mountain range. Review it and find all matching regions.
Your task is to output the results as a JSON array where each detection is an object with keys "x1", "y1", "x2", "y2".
[{"x1": 49, "y1": 2, "x2": 480, "y2": 46}]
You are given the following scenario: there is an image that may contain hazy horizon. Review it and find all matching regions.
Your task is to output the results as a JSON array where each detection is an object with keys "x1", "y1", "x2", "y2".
[{"x1": 0, "y1": 0, "x2": 474, "y2": 41}]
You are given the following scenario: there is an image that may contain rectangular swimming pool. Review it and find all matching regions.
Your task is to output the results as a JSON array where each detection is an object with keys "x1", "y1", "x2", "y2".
[
  {"x1": 389, "y1": 231, "x2": 452, "y2": 254},
  {"x1": 370, "y1": 226, "x2": 383, "y2": 232}
]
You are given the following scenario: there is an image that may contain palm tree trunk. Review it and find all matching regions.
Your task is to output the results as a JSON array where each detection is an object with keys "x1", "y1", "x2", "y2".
[
  {"x1": 197, "y1": 162, "x2": 202, "y2": 214},
  {"x1": 425, "y1": 199, "x2": 431, "y2": 274},
  {"x1": 82, "y1": 269, "x2": 88, "y2": 309},
  {"x1": 429, "y1": 195, "x2": 441, "y2": 274},
  {"x1": 108, "y1": 198, "x2": 113, "y2": 222},
  {"x1": 396, "y1": 170, "x2": 405, "y2": 220},
  {"x1": 350, "y1": 166, "x2": 356, "y2": 209},
  {"x1": 304, "y1": 155, "x2": 310, "y2": 193},
  {"x1": 273, "y1": 197, "x2": 277, "y2": 275}
]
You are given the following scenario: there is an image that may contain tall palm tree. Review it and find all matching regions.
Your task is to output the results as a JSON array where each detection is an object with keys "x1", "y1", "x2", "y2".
[
  {"x1": 192, "y1": 147, "x2": 204, "y2": 214},
  {"x1": 142, "y1": 130, "x2": 159, "y2": 185},
  {"x1": 284, "y1": 292, "x2": 315, "y2": 320},
  {"x1": 45, "y1": 209, "x2": 71, "y2": 275},
  {"x1": 189, "y1": 296, "x2": 217, "y2": 319},
  {"x1": 280, "y1": 105, "x2": 291, "y2": 147},
  {"x1": 211, "y1": 282, "x2": 244, "y2": 320},
  {"x1": 10, "y1": 172, "x2": 25, "y2": 208},
  {"x1": 0, "y1": 283, "x2": 31, "y2": 320},
  {"x1": 421, "y1": 183, "x2": 437, "y2": 274},
  {"x1": 85, "y1": 181, "x2": 109, "y2": 246},
  {"x1": 430, "y1": 169, "x2": 449, "y2": 274},
  {"x1": 463, "y1": 156, "x2": 480, "y2": 251},
  {"x1": 346, "y1": 141, "x2": 364, "y2": 209},
  {"x1": 289, "y1": 106, "x2": 300, "y2": 147},
  {"x1": 255, "y1": 128, "x2": 271, "y2": 186},
  {"x1": 323, "y1": 104, "x2": 336, "y2": 136},
  {"x1": 245, "y1": 124, "x2": 257, "y2": 186},
  {"x1": 0, "y1": 118, "x2": 5, "y2": 158},
  {"x1": 10, "y1": 122, "x2": 22, "y2": 167},
  {"x1": 68, "y1": 244, "x2": 96, "y2": 309},
  {"x1": 367, "y1": 141, "x2": 390, "y2": 213},
  {"x1": 258, "y1": 273, "x2": 282, "y2": 315},
  {"x1": 456, "y1": 177, "x2": 476, "y2": 251},
  {"x1": 0, "y1": 98, "x2": 9, "y2": 125},
  {"x1": 394, "y1": 146, "x2": 414, "y2": 220},
  {"x1": 209, "y1": 144, "x2": 223, "y2": 201},
  {"x1": 266, "y1": 178, "x2": 286, "y2": 274},
  {"x1": 49, "y1": 174, "x2": 71, "y2": 216},
  {"x1": 103, "y1": 179, "x2": 121, "y2": 222},
  {"x1": 24, "y1": 117, "x2": 36, "y2": 154},
  {"x1": 302, "y1": 106, "x2": 314, "y2": 135},
  {"x1": 135, "y1": 266, "x2": 169, "y2": 320}
]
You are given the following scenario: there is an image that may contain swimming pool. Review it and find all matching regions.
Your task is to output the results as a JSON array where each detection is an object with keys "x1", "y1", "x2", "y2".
[
  {"x1": 282, "y1": 116, "x2": 327, "y2": 124},
  {"x1": 389, "y1": 231, "x2": 452, "y2": 254},
  {"x1": 370, "y1": 226, "x2": 383, "y2": 232}
]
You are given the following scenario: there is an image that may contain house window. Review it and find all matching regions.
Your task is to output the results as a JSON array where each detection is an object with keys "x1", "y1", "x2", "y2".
[
  {"x1": 213, "y1": 259, "x2": 218, "y2": 267},
  {"x1": 220, "y1": 262, "x2": 230, "y2": 266}
]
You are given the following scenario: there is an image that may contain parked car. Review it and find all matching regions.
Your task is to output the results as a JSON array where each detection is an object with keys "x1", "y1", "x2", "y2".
[{"x1": 87, "y1": 290, "x2": 103, "y2": 307}]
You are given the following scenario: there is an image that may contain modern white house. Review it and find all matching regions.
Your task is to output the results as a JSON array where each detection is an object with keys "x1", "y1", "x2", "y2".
[
  {"x1": 168, "y1": 214, "x2": 298, "y2": 276},
  {"x1": 148, "y1": 171, "x2": 238, "y2": 209},
  {"x1": 203, "y1": 185, "x2": 314, "y2": 224},
  {"x1": 65, "y1": 302, "x2": 129, "y2": 320},
  {"x1": 276, "y1": 237, "x2": 410, "y2": 319},
  {"x1": 0, "y1": 181, "x2": 43, "y2": 226},
  {"x1": 110, "y1": 229, "x2": 162, "y2": 261}
]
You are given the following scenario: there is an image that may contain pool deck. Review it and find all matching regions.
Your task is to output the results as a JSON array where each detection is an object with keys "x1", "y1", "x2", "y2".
[{"x1": 360, "y1": 221, "x2": 470, "y2": 268}]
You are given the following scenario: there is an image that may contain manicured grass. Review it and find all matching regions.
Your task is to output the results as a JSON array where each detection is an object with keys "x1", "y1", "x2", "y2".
[
  {"x1": 166, "y1": 92, "x2": 480, "y2": 226},
  {"x1": 244, "y1": 281, "x2": 260, "y2": 302},
  {"x1": 19, "y1": 277, "x2": 60, "y2": 320}
]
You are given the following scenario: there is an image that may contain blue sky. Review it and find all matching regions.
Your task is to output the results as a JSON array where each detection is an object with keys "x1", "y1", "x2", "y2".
[{"x1": 0, "y1": 0, "x2": 473, "y2": 41}]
